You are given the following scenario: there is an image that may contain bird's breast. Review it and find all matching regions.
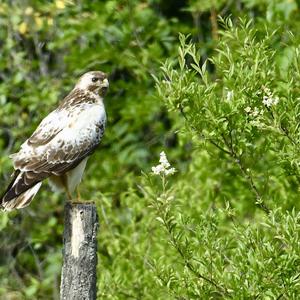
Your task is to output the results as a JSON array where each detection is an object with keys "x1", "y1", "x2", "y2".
[{"x1": 70, "y1": 103, "x2": 106, "y2": 131}]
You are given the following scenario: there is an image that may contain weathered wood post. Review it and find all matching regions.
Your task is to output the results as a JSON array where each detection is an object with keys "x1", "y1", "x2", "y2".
[{"x1": 60, "y1": 202, "x2": 99, "y2": 300}]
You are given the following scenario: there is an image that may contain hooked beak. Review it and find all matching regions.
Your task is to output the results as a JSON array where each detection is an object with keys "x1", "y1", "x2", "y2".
[
  {"x1": 99, "y1": 77, "x2": 109, "y2": 96},
  {"x1": 101, "y1": 78, "x2": 109, "y2": 88}
]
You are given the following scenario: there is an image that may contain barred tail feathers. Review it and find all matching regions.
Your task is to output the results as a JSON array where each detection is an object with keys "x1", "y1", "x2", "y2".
[{"x1": 1, "y1": 171, "x2": 42, "y2": 211}]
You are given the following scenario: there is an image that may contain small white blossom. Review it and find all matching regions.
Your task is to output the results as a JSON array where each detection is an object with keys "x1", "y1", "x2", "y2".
[
  {"x1": 249, "y1": 119, "x2": 264, "y2": 128},
  {"x1": 251, "y1": 107, "x2": 260, "y2": 117},
  {"x1": 165, "y1": 167, "x2": 176, "y2": 175},
  {"x1": 244, "y1": 106, "x2": 251, "y2": 113},
  {"x1": 262, "y1": 87, "x2": 279, "y2": 107},
  {"x1": 245, "y1": 106, "x2": 263, "y2": 118},
  {"x1": 152, "y1": 151, "x2": 176, "y2": 176},
  {"x1": 151, "y1": 165, "x2": 164, "y2": 175},
  {"x1": 226, "y1": 90, "x2": 234, "y2": 101},
  {"x1": 159, "y1": 151, "x2": 170, "y2": 168},
  {"x1": 264, "y1": 87, "x2": 271, "y2": 94}
]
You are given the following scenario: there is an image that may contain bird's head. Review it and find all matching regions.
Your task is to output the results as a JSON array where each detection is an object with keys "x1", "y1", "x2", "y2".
[{"x1": 76, "y1": 71, "x2": 109, "y2": 96}]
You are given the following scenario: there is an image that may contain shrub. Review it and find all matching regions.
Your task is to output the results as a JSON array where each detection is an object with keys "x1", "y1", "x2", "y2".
[{"x1": 1, "y1": 1, "x2": 300, "y2": 299}]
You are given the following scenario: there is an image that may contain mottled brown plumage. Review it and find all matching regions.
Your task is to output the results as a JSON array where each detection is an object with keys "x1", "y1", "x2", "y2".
[{"x1": 1, "y1": 71, "x2": 109, "y2": 211}]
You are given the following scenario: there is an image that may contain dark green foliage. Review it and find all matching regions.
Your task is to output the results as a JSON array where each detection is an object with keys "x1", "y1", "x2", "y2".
[{"x1": 0, "y1": 1, "x2": 300, "y2": 299}]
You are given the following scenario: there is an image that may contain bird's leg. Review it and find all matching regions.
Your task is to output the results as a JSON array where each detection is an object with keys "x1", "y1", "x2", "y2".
[
  {"x1": 65, "y1": 188, "x2": 73, "y2": 201},
  {"x1": 61, "y1": 174, "x2": 72, "y2": 201},
  {"x1": 76, "y1": 186, "x2": 81, "y2": 200}
]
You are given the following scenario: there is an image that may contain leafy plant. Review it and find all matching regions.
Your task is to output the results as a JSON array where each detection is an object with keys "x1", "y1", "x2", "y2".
[{"x1": 1, "y1": 1, "x2": 300, "y2": 299}]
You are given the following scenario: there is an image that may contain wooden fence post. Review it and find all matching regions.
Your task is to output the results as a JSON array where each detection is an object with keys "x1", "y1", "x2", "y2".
[{"x1": 60, "y1": 202, "x2": 99, "y2": 300}]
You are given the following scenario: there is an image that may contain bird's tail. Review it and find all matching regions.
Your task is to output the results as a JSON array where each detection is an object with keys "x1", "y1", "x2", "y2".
[{"x1": 1, "y1": 171, "x2": 43, "y2": 211}]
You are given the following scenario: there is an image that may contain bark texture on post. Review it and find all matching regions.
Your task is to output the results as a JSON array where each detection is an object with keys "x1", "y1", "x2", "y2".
[{"x1": 60, "y1": 202, "x2": 99, "y2": 300}]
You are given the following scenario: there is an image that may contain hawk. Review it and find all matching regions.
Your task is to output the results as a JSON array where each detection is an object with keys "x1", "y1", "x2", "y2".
[{"x1": 1, "y1": 71, "x2": 109, "y2": 211}]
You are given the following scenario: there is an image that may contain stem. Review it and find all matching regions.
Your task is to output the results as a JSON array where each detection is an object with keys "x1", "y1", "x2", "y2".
[
  {"x1": 221, "y1": 132, "x2": 270, "y2": 214},
  {"x1": 209, "y1": 139, "x2": 232, "y2": 155},
  {"x1": 178, "y1": 104, "x2": 270, "y2": 214},
  {"x1": 179, "y1": 104, "x2": 231, "y2": 155},
  {"x1": 155, "y1": 182, "x2": 229, "y2": 296},
  {"x1": 268, "y1": 108, "x2": 298, "y2": 146},
  {"x1": 163, "y1": 214, "x2": 229, "y2": 296},
  {"x1": 210, "y1": 6, "x2": 219, "y2": 40}
]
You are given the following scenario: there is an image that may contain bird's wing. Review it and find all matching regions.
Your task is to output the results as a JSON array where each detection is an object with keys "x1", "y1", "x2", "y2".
[
  {"x1": 12, "y1": 107, "x2": 105, "y2": 174},
  {"x1": 17, "y1": 88, "x2": 83, "y2": 147},
  {"x1": 26, "y1": 109, "x2": 67, "y2": 146},
  {"x1": 9, "y1": 108, "x2": 69, "y2": 168},
  {"x1": 4, "y1": 105, "x2": 105, "y2": 202}
]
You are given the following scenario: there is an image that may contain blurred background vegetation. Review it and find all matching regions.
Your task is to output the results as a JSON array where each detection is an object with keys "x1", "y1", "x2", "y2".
[{"x1": 1, "y1": 0, "x2": 300, "y2": 299}]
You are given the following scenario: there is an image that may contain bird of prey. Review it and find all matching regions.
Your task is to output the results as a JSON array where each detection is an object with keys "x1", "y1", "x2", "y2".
[{"x1": 1, "y1": 71, "x2": 109, "y2": 211}]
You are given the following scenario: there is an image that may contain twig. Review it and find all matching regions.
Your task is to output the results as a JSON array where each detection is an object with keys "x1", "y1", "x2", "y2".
[
  {"x1": 164, "y1": 218, "x2": 229, "y2": 296},
  {"x1": 179, "y1": 104, "x2": 231, "y2": 155},
  {"x1": 27, "y1": 242, "x2": 44, "y2": 280},
  {"x1": 210, "y1": 6, "x2": 219, "y2": 40},
  {"x1": 178, "y1": 104, "x2": 270, "y2": 213},
  {"x1": 153, "y1": 191, "x2": 230, "y2": 297},
  {"x1": 268, "y1": 109, "x2": 298, "y2": 146},
  {"x1": 221, "y1": 130, "x2": 270, "y2": 214},
  {"x1": 32, "y1": 32, "x2": 48, "y2": 76}
]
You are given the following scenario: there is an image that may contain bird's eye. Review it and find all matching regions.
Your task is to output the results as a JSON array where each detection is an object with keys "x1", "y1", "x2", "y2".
[{"x1": 92, "y1": 77, "x2": 98, "y2": 82}]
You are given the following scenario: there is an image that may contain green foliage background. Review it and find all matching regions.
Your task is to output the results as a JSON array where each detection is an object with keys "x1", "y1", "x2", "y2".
[{"x1": 0, "y1": 0, "x2": 300, "y2": 299}]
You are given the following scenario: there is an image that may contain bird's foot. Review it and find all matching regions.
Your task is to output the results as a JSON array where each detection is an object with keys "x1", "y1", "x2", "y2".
[
  {"x1": 66, "y1": 200, "x2": 95, "y2": 206},
  {"x1": 76, "y1": 187, "x2": 81, "y2": 201}
]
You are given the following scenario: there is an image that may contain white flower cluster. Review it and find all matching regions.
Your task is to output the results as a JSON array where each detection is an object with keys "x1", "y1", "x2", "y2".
[
  {"x1": 152, "y1": 151, "x2": 176, "y2": 176},
  {"x1": 244, "y1": 106, "x2": 265, "y2": 128},
  {"x1": 262, "y1": 87, "x2": 279, "y2": 107},
  {"x1": 244, "y1": 106, "x2": 263, "y2": 117}
]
